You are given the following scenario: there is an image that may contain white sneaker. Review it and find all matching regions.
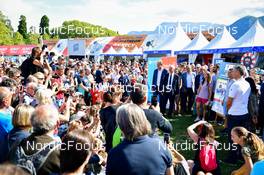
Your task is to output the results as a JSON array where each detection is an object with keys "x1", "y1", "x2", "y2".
[
  {"x1": 194, "y1": 116, "x2": 200, "y2": 122},
  {"x1": 201, "y1": 118, "x2": 205, "y2": 121}
]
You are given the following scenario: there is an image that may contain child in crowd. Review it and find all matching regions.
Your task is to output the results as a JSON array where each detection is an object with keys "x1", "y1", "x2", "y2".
[{"x1": 187, "y1": 121, "x2": 221, "y2": 175}]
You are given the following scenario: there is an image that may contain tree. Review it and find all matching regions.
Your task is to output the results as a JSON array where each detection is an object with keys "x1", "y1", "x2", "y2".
[
  {"x1": 0, "y1": 21, "x2": 13, "y2": 45},
  {"x1": 42, "y1": 33, "x2": 50, "y2": 40},
  {"x1": 18, "y1": 15, "x2": 28, "y2": 39},
  {"x1": 13, "y1": 32, "x2": 25, "y2": 45},
  {"x1": 0, "y1": 11, "x2": 13, "y2": 31},
  {"x1": 50, "y1": 27, "x2": 59, "y2": 39},
  {"x1": 58, "y1": 20, "x2": 119, "y2": 38},
  {"x1": 26, "y1": 33, "x2": 39, "y2": 44},
  {"x1": 39, "y1": 15, "x2": 49, "y2": 35}
]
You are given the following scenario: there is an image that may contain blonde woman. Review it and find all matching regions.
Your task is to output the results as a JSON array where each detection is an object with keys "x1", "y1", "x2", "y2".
[
  {"x1": 35, "y1": 88, "x2": 54, "y2": 106},
  {"x1": 35, "y1": 89, "x2": 70, "y2": 122},
  {"x1": 8, "y1": 104, "x2": 34, "y2": 149}
]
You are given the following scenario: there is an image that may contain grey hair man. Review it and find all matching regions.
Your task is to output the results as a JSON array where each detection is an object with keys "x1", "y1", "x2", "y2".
[
  {"x1": 23, "y1": 82, "x2": 38, "y2": 106},
  {"x1": 9, "y1": 104, "x2": 61, "y2": 175}
]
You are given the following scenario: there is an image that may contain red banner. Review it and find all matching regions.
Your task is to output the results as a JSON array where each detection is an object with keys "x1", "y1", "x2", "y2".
[
  {"x1": 162, "y1": 56, "x2": 177, "y2": 69},
  {"x1": 0, "y1": 45, "x2": 36, "y2": 56},
  {"x1": 103, "y1": 35, "x2": 146, "y2": 53}
]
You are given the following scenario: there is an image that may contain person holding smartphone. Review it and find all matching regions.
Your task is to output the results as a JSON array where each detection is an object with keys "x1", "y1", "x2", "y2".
[{"x1": 21, "y1": 47, "x2": 46, "y2": 81}]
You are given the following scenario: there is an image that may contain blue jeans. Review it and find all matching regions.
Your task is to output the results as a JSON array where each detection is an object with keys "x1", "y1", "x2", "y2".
[{"x1": 227, "y1": 114, "x2": 249, "y2": 161}]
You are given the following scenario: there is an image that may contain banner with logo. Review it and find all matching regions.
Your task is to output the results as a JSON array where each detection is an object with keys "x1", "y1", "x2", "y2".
[
  {"x1": 211, "y1": 78, "x2": 228, "y2": 115},
  {"x1": 0, "y1": 45, "x2": 36, "y2": 56},
  {"x1": 147, "y1": 57, "x2": 161, "y2": 102},
  {"x1": 213, "y1": 58, "x2": 224, "y2": 65},
  {"x1": 218, "y1": 62, "x2": 237, "y2": 78},
  {"x1": 147, "y1": 56, "x2": 177, "y2": 102},
  {"x1": 212, "y1": 62, "x2": 239, "y2": 115},
  {"x1": 87, "y1": 37, "x2": 113, "y2": 56},
  {"x1": 51, "y1": 39, "x2": 68, "y2": 56},
  {"x1": 240, "y1": 52, "x2": 257, "y2": 70},
  {"x1": 68, "y1": 39, "x2": 86, "y2": 56}
]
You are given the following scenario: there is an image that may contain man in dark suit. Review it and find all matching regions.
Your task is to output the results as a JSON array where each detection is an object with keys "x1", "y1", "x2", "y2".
[
  {"x1": 164, "y1": 65, "x2": 180, "y2": 117},
  {"x1": 152, "y1": 60, "x2": 168, "y2": 115}
]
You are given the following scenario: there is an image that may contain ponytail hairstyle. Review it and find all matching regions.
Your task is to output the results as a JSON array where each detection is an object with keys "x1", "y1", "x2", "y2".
[
  {"x1": 198, "y1": 122, "x2": 215, "y2": 142},
  {"x1": 232, "y1": 127, "x2": 264, "y2": 160}
]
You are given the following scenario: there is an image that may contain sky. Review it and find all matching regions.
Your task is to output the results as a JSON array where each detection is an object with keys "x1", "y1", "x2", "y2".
[{"x1": 1, "y1": 0, "x2": 264, "y2": 34}]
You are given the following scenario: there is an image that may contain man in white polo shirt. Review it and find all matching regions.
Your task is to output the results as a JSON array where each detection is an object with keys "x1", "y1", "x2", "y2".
[{"x1": 225, "y1": 65, "x2": 251, "y2": 164}]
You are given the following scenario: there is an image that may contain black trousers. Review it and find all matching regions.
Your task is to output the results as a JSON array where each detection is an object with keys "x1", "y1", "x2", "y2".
[
  {"x1": 181, "y1": 88, "x2": 194, "y2": 113},
  {"x1": 154, "y1": 90, "x2": 166, "y2": 115},
  {"x1": 164, "y1": 92, "x2": 176, "y2": 116},
  {"x1": 159, "y1": 93, "x2": 166, "y2": 115},
  {"x1": 84, "y1": 91, "x2": 92, "y2": 106},
  {"x1": 227, "y1": 114, "x2": 249, "y2": 161}
]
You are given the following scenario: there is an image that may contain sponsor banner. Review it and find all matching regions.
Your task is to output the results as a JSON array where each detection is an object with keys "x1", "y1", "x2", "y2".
[
  {"x1": 212, "y1": 62, "x2": 241, "y2": 115},
  {"x1": 51, "y1": 39, "x2": 68, "y2": 56},
  {"x1": 0, "y1": 45, "x2": 36, "y2": 56},
  {"x1": 147, "y1": 56, "x2": 177, "y2": 102},
  {"x1": 68, "y1": 39, "x2": 86, "y2": 56},
  {"x1": 213, "y1": 58, "x2": 224, "y2": 65},
  {"x1": 87, "y1": 37, "x2": 113, "y2": 56},
  {"x1": 211, "y1": 78, "x2": 228, "y2": 115}
]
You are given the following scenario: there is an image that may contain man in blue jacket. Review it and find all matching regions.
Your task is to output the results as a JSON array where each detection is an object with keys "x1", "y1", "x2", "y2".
[{"x1": 180, "y1": 65, "x2": 195, "y2": 114}]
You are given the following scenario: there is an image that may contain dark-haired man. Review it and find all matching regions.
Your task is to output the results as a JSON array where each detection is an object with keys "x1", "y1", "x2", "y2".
[
  {"x1": 21, "y1": 47, "x2": 45, "y2": 80},
  {"x1": 130, "y1": 84, "x2": 172, "y2": 135}
]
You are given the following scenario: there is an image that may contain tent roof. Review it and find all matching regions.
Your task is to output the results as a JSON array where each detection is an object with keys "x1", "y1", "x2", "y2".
[
  {"x1": 202, "y1": 27, "x2": 236, "y2": 50},
  {"x1": 103, "y1": 46, "x2": 117, "y2": 55},
  {"x1": 130, "y1": 46, "x2": 143, "y2": 55},
  {"x1": 144, "y1": 22, "x2": 191, "y2": 54},
  {"x1": 200, "y1": 20, "x2": 264, "y2": 54},
  {"x1": 231, "y1": 20, "x2": 264, "y2": 48},
  {"x1": 175, "y1": 30, "x2": 209, "y2": 54},
  {"x1": 117, "y1": 46, "x2": 129, "y2": 54}
]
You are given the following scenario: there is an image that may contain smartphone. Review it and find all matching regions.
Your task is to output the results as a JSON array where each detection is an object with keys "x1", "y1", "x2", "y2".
[
  {"x1": 164, "y1": 133, "x2": 170, "y2": 144},
  {"x1": 42, "y1": 44, "x2": 48, "y2": 52}
]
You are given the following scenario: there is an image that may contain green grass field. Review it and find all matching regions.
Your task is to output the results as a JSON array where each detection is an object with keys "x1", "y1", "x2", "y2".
[{"x1": 168, "y1": 115, "x2": 241, "y2": 175}]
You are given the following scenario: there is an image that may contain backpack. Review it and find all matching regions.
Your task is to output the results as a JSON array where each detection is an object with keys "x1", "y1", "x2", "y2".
[
  {"x1": 198, "y1": 138, "x2": 218, "y2": 172},
  {"x1": 112, "y1": 127, "x2": 122, "y2": 148},
  {"x1": 13, "y1": 141, "x2": 60, "y2": 175}
]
